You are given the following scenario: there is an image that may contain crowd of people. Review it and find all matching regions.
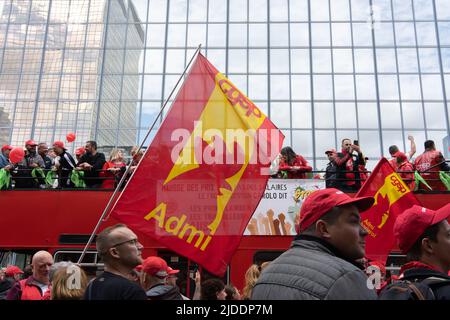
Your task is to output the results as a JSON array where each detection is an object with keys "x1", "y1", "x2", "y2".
[
  {"x1": 271, "y1": 136, "x2": 449, "y2": 192},
  {"x1": 1, "y1": 192, "x2": 449, "y2": 300},
  {"x1": 0, "y1": 224, "x2": 242, "y2": 301},
  {"x1": 0, "y1": 140, "x2": 144, "y2": 190},
  {"x1": 1, "y1": 136, "x2": 449, "y2": 191}
]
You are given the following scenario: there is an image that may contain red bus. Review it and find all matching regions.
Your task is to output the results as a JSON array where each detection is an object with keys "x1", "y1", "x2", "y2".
[{"x1": 0, "y1": 187, "x2": 449, "y2": 297}]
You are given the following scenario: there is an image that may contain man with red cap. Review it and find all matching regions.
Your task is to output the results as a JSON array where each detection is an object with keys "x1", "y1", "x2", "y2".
[
  {"x1": 0, "y1": 266, "x2": 24, "y2": 299},
  {"x1": 14, "y1": 140, "x2": 45, "y2": 188},
  {"x1": 53, "y1": 141, "x2": 77, "y2": 188},
  {"x1": 252, "y1": 188, "x2": 377, "y2": 300},
  {"x1": 383, "y1": 204, "x2": 450, "y2": 299},
  {"x1": 140, "y1": 256, "x2": 183, "y2": 300},
  {"x1": 392, "y1": 151, "x2": 415, "y2": 190},
  {"x1": 0, "y1": 145, "x2": 13, "y2": 169},
  {"x1": 166, "y1": 266, "x2": 190, "y2": 300}
]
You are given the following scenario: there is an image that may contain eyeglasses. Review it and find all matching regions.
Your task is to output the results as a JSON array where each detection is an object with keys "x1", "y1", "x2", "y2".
[{"x1": 111, "y1": 238, "x2": 139, "y2": 248}]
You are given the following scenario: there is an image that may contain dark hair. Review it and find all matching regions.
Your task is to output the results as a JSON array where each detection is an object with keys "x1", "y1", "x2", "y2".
[
  {"x1": 424, "y1": 140, "x2": 435, "y2": 150},
  {"x1": 389, "y1": 145, "x2": 399, "y2": 155},
  {"x1": 200, "y1": 278, "x2": 225, "y2": 300},
  {"x1": 225, "y1": 285, "x2": 237, "y2": 300},
  {"x1": 86, "y1": 140, "x2": 97, "y2": 150},
  {"x1": 280, "y1": 146, "x2": 297, "y2": 166},
  {"x1": 406, "y1": 222, "x2": 441, "y2": 262},
  {"x1": 302, "y1": 207, "x2": 341, "y2": 234},
  {"x1": 341, "y1": 138, "x2": 351, "y2": 145}
]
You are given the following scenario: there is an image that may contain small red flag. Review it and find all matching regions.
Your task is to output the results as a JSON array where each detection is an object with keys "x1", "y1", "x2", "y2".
[
  {"x1": 357, "y1": 158, "x2": 421, "y2": 263},
  {"x1": 109, "y1": 53, "x2": 284, "y2": 276}
]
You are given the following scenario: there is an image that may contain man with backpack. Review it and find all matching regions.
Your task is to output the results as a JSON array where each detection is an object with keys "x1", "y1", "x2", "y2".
[{"x1": 380, "y1": 204, "x2": 450, "y2": 300}]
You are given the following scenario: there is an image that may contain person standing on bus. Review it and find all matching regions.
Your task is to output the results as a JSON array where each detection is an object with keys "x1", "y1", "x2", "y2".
[
  {"x1": 388, "y1": 135, "x2": 416, "y2": 171},
  {"x1": 414, "y1": 140, "x2": 450, "y2": 191},
  {"x1": 76, "y1": 140, "x2": 106, "y2": 188},
  {"x1": 251, "y1": 188, "x2": 377, "y2": 300},
  {"x1": 100, "y1": 148, "x2": 126, "y2": 189},
  {"x1": 334, "y1": 139, "x2": 366, "y2": 192},
  {"x1": 7, "y1": 251, "x2": 53, "y2": 300},
  {"x1": 0, "y1": 145, "x2": 13, "y2": 169},
  {"x1": 84, "y1": 224, "x2": 147, "y2": 300},
  {"x1": 53, "y1": 141, "x2": 77, "y2": 188},
  {"x1": 14, "y1": 140, "x2": 45, "y2": 189}
]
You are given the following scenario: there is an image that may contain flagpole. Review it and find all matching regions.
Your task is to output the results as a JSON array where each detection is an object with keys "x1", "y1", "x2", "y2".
[{"x1": 77, "y1": 44, "x2": 202, "y2": 264}]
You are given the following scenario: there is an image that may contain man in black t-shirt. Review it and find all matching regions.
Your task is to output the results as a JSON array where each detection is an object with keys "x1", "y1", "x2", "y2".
[
  {"x1": 76, "y1": 140, "x2": 106, "y2": 188},
  {"x1": 84, "y1": 224, "x2": 147, "y2": 300}
]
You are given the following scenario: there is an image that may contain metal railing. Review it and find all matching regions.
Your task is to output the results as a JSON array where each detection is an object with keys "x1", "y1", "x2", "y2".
[{"x1": 0, "y1": 166, "x2": 449, "y2": 192}]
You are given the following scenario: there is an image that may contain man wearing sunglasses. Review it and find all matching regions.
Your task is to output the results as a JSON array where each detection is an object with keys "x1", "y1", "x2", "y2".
[{"x1": 84, "y1": 224, "x2": 147, "y2": 300}]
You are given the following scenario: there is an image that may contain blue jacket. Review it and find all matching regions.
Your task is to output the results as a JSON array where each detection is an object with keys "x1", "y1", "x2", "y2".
[{"x1": 0, "y1": 154, "x2": 9, "y2": 168}]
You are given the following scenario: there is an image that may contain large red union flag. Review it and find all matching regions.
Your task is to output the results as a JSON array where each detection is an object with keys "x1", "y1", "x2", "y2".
[
  {"x1": 110, "y1": 53, "x2": 284, "y2": 276},
  {"x1": 357, "y1": 158, "x2": 421, "y2": 263}
]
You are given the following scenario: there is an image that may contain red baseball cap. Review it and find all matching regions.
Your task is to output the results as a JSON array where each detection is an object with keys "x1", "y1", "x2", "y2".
[
  {"x1": 167, "y1": 266, "x2": 180, "y2": 275},
  {"x1": 1, "y1": 145, "x2": 13, "y2": 152},
  {"x1": 53, "y1": 141, "x2": 66, "y2": 149},
  {"x1": 5, "y1": 265, "x2": 24, "y2": 277},
  {"x1": 298, "y1": 188, "x2": 374, "y2": 233},
  {"x1": 394, "y1": 204, "x2": 450, "y2": 253},
  {"x1": 141, "y1": 256, "x2": 168, "y2": 278},
  {"x1": 368, "y1": 260, "x2": 386, "y2": 276},
  {"x1": 25, "y1": 140, "x2": 37, "y2": 146},
  {"x1": 325, "y1": 148, "x2": 336, "y2": 155},
  {"x1": 75, "y1": 147, "x2": 85, "y2": 155}
]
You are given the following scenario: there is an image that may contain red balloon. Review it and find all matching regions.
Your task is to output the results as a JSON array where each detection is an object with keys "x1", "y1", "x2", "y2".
[
  {"x1": 66, "y1": 132, "x2": 76, "y2": 143},
  {"x1": 9, "y1": 147, "x2": 25, "y2": 164}
]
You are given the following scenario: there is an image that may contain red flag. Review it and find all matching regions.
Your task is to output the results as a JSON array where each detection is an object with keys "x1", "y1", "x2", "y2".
[
  {"x1": 110, "y1": 53, "x2": 284, "y2": 276},
  {"x1": 357, "y1": 158, "x2": 421, "y2": 263}
]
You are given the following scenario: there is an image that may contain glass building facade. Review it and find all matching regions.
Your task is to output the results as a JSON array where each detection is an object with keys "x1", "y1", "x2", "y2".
[{"x1": 0, "y1": 0, "x2": 449, "y2": 170}]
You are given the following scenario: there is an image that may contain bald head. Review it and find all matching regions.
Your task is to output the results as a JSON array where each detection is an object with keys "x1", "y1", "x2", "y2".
[
  {"x1": 96, "y1": 224, "x2": 143, "y2": 271},
  {"x1": 31, "y1": 250, "x2": 53, "y2": 284}
]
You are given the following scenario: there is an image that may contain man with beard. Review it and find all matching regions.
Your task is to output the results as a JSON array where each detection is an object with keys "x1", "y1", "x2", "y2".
[{"x1": 76, "y1": 140, "x2": 106, "y2": 188}]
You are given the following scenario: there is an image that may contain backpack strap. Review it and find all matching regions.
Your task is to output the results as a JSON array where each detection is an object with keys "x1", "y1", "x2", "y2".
[{"x1": 406, "y1": 282, "x2": 427, "y2": 300}]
